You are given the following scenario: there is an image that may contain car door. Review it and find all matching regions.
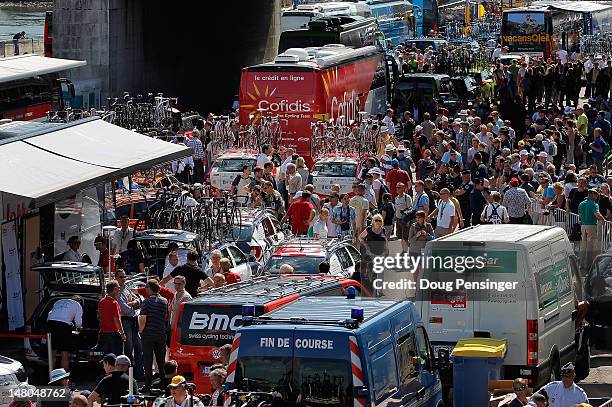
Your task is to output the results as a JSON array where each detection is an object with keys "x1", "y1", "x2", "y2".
[
  {"x1": 415, "y1": 326, "x2": 439, "y2": 405},
  {"x1": 226, "y1": 245, "x2": 253, "y2": 280}
]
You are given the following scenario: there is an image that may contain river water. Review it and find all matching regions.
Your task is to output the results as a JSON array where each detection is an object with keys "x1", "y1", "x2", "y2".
[{"x1": 0, "y1": 5, "x2": 47, "y2": 41}]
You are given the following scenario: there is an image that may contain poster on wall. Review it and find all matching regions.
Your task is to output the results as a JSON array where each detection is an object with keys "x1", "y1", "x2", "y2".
[{"x1": 2, "y1": 221, "x2": 24, "y2": 331}]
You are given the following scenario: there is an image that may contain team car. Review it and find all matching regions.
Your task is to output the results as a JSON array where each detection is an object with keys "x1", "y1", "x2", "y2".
[
  {"x1": 225, "y1": 208, "x2": 285, "y2": 263},
  {"x1": 260, "y1": 237, "x2": 360, "y2": 277},
  {"x1": 311, "y1": 155, "x2": 360, "y2": 196},
  {"x1": 24, "y1": 262, "x2": 145, "y2": 366},
  {"x1": 133, "y1": 229, "x2": 260, "y2": 280},
  {"x1": 207, "y1": 149, "x2": 257, "y2": 193}
]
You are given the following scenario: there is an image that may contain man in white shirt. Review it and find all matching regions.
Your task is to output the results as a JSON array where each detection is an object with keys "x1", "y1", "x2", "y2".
[
  {"x1": 536, "y1": 363, "x2": 588, "y2": 407},
  {"x1": 163, "y1": 251, "x2": 181, "y2": 293},
  {"x1": 491, "y1": 45, "x2": 502, "y2": 62},
  {"x1": 428, "y1": 188, "x2": 455, "y2": 236},
  {"x1": 381, "y1": 108, "x2": 395, "y2": 136},
  {"x1": 47, "y1": 296, "x2": 83, "y2": 371},
  {"x1": 394, "y1": 182, "x2": 413, "y2": 252},
  {"x1": 63, "y1": 236, "x2": 82, "y2": 262},
  {"x1": 323, "y1": 193, "x2": 340, "y2": 238},
  {"x1": 256, "y1": 144, "x2": 273, "y2": 168},
  {"x1": 556, "y1": 48, "x2": 568, "y2": 65},
  {"x1": 112, "y1": 215, "x2": 134, "y2": 255}
]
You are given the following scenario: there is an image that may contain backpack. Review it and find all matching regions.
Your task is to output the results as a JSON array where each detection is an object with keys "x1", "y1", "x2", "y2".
[{"x1": 487, "y1": 204, "x2": 503, "y2": 224}]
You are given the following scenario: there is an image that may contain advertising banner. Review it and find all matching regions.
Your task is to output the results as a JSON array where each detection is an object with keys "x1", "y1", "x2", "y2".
[
  {"x1": 2, "y1": 221, "x2": 24, "y2": 331},
  {"x1": 502, "y1": 12, "x2": 548, "y2": 53}
]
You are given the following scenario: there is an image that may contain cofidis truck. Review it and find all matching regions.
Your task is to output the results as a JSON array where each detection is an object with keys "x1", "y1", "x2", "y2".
[{"x1": 225, "y1": 295, "x2": 445, "y2": 407}]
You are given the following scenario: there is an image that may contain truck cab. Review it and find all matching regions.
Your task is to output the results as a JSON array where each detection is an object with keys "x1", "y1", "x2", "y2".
[{"x1": 226, "y1": 296, "x2": 445, "y2": 407}]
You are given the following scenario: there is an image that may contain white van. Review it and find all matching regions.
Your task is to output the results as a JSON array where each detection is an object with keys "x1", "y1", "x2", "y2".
[{"x1": 416, "y1": 225, "x2": 588, "y2": 388}]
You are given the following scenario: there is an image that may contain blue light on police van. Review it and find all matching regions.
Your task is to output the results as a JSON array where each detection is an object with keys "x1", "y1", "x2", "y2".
[
  {"x1": 346, "y1": 286, "x2": 356, "y2": 299},
  {"x1": 242, "y1": 304, "x2": 255, "y2": 317},
  {"x1": 351, "y1": 307, "x2": 364, "y2": 322}
]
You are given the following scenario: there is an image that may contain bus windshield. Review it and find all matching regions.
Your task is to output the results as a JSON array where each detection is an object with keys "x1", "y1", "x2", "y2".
[
  {"x1": 501, "y1": 11, "x2": 549, "y2": 54},
  {"x1": 279, "y1": 31, "x2": 337, "y2": 53},
  {"x1": 236, "y1": 356, "x2": 354, "y2": 406}
]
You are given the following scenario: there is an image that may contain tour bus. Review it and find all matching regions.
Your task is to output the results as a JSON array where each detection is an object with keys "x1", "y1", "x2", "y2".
[
  {"x1": 226, "y1": 296, "x2": 445, "y2": 407},
  {"x1": 238, "y1": 44, "x2": 391, "y2": 166},
  {"x1": 0, "y1": 54, "x2": 84, "y2": 121},
  {"x1": 281, "y1": 2, "x2": 372, "y2": 32},
  {"x1": 278, "y1": 15, "x2": 379, "y2": 53},
  {"x1": 416, "y1": 225, "x2": 589, "y2": 389},
  {"x1": 169, "y1": 274, "x2": 364, "y2": 393}
]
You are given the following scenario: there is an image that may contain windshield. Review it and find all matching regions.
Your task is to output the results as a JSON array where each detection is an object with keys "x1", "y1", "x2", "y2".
[
  {"x1": 279, "y1": 32, "x2": 337, "y2": 53},
  {"x1": 39, "y1": 268, "x2": 101, "y2": 293},
  {"x1": 214, "y1": 158, "x2": 256, "y2": 172},
  {"x1": 586, "y1": 255, "x2": 612, "y2": 301},
  {"x1": 236, "y1": 357, "x2": 353, "y2": 406},
  {"x1": 263, "y1": 256, "x2": 326, "y2": 274},
  {"x1": 225, "y1": 225, "x2": 254, "y2": 242},
  {"x1": 313, "y1": 163, "x2": 357, "y2": 177}
]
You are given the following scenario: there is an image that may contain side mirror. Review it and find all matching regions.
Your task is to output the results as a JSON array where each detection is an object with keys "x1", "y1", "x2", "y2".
[{"x1": 353, "y1": 386, "x2": 369, "y2": 398}]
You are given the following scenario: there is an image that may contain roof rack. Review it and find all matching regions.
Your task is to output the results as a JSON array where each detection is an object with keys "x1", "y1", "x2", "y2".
[
  {"x1": 279, "y1": 235, "x2": 352, "y2": 249},
  {"x1": 243, "y1": 315, "x2": 361, "y2": 329},
  {"x1": 192, "y1": 274, "x2": 349, "y2": 300}
]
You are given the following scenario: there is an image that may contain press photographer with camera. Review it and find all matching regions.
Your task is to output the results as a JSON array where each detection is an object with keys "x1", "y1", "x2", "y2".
[{"x1": 159, "y1": 376, "x2": 204, "y2": 407}]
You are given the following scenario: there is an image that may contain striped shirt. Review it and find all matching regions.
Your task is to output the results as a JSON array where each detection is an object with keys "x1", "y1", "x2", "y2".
[
  {"x1": 140, "y1": 294, "x2": 168, "y2": 337},
  {"x1": 187, "y1": 137, "x2": 205, "y2": 160}
]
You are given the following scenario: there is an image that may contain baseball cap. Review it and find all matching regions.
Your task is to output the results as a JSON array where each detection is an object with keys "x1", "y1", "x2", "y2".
[
  {"x1": 168, "y1": 375, "x2": 187, "y2": 388},
  {"x1": 415, "y1": 125, "x2": 423, "y2": 132},
  {"x1": 537, "y1": 151, "x2": 548, "y2": 158},
  {"x1": 380, "y1": 126, "x2": 389, "y2": 133},
  {"x1": 115, "y1": 355, "x2": 131, "y2": 366},
  {"x1": 519, "y1": 149, "x2": 528, "y2": 156},
  {"x1": 397, "y1": 145, "x2": 406, "y2": 151},
  {"x1": 509, "y1": 178, "x2": 519, "y2": 187},
  {"x1": 368, "y1": 167, "x2": 385, "y2": 176},
  {"x1": 391, "y1": 159, "x2": 399, "y2": 167},
  {"x1": 385, "y1": 144, "x2": 395, "y2": 152}
]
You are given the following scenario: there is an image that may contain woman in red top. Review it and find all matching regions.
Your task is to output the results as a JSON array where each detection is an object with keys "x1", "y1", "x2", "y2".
[
  {"x1": 219, "y1": 257, "x2": 241, "y2": 284},
  {"x1": 98, "y1": 280, "x2": 125, "y2": 355}
]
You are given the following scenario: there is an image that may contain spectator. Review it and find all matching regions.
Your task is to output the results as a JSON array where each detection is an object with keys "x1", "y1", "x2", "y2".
[
  {"x1": 380, "y1": 193, "x2": 396, "y2": 237},
  {"x1": 169, "y1": 275, "x2": 192, "y2": 329},
  {"x1": 114, "y1": 270, "x2": 144, "y2": 381},
  {"x1": 578, "y1": 189, "x2": 605, "y2": 273},
  {"x1": 161, "y1": 250, "x2": 207, "y2": 297},
  {"x1": 98, "y1": 281, "x2": 125, "y2": 356},
  {"x1": 282, "y1": 190, "x2": 315, "y2": 235},
  {"x1": 118, "y1": 240, "x2": 145, "y2": 274},
  {"x1": 88, "y1": 355, "x2": 138, "y2": 407},
  {"x1": 408, "y1": 211, "x2": 434, "y2": 260},
  {"x1": 231, "y1": 165, "x2": 253, "y2": 203},
  {"x1": 568, "y1": 177, "x2": 589, "y2": 214},
  {"x1": 157, "y1": 360, "x2": 179, "y2": 397},
  {"x1": 209, "y1": 368, "x2": 228, "y2": 406},
  {"x1": 279, "y1": 264, "x2": 294, "y2": 274},
  {"x1": 12, "y1": 31, "x2": 25, "y2": 55},
  {"x1": 534, "y1": 363, "x2": 587, "y2": 407},
  {"x1": 508, "y1": 378, "x2": 529, "y2": 407},
  {"x1": 359, "y1": 214, "x2": 388, "y2": 259},
  {"x1": 63, "y1": 236, "x2": 82, "y2": 262},
  {"x1": 313, "y1": 207, "x2": 329, "y2": 239},
  {"x1": 286, "y1": 163, "x2": 303, "y2": 204},
  {"x1": 481, "y1": 191, "x2": 509, "y2": 224},
  {"x1": 94, "y1": 236, "x2": 114, "y2": 275},
  {"x1": 386, "y1": 159, "x2": 411, "y2": 198},
  {"x1": 334, "y1": 193, "x2": 358, "y2": 238},
  {"x1": 163, "y1": 251, "x2": 180, "y2": 293},
  {"x1": 163, "y1": 376, "x2": 204, "y2": 407},
  {"x1": 502, "y1": 178, "x2": 531, "y2": 223},
  {"x1": 219, "y1": 257, "x2": 241, "y2": 284},
  {"x1": 429, "y1": 188, "x2": 456, "y2": 236},
  {"x1": 47, "y1": 295, "x2": 82, "y2": 371},
  {"x1": 323, "y1": 193, "x2": 340, "y2": 238},
  {"x1": 139, "y1": 280, "x2": 169, "y2": 393},
  {"x1": 296, "y1": 157, "x2": 310, "y2": 189}
]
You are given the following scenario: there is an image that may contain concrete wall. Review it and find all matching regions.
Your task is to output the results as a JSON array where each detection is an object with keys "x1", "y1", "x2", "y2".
[{"x1": 53, "y1": 0, "x2": 281, "y2": 113}]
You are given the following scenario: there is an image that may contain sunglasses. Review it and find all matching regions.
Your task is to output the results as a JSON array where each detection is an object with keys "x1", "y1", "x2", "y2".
[
  {"x1": 174, "y1": 281, "x2": 185, "y2": 285},
  {"x1": 374, "y1": 220, "x2": 382, "y2": 223},
  {"x1": 117, "y1": 276, "x2": 126, "y2": 279},
  {"x1": 514, "y1": 386, "x2": 527, "y2": 391}
]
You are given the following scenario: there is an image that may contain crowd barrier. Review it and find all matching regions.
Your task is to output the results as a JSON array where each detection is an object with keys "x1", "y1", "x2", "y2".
[{"x1": 528, "y1": 197, "x2": 612, "y2": 254}]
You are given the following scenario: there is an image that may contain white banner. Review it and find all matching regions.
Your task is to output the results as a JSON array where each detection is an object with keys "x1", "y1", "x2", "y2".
[{"x1": 2, "y1": 221, "x2": 24, "y2": 331}]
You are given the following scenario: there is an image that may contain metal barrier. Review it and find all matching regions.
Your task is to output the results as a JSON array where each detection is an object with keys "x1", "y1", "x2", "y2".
[
  {"x1": 0, "y1": 37, "x2": 44, "y2": 57},
  {"x1": 528, "y1": 197, "x2": 612, "y2": 254},
  {"x1": 0, "y1": 332, "x2": 53, "y2": 375}
]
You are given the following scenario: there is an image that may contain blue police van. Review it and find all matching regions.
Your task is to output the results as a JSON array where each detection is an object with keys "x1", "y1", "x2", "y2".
[{"x1": 225, "y1": 295, "x2": 445, "y2": 407}]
